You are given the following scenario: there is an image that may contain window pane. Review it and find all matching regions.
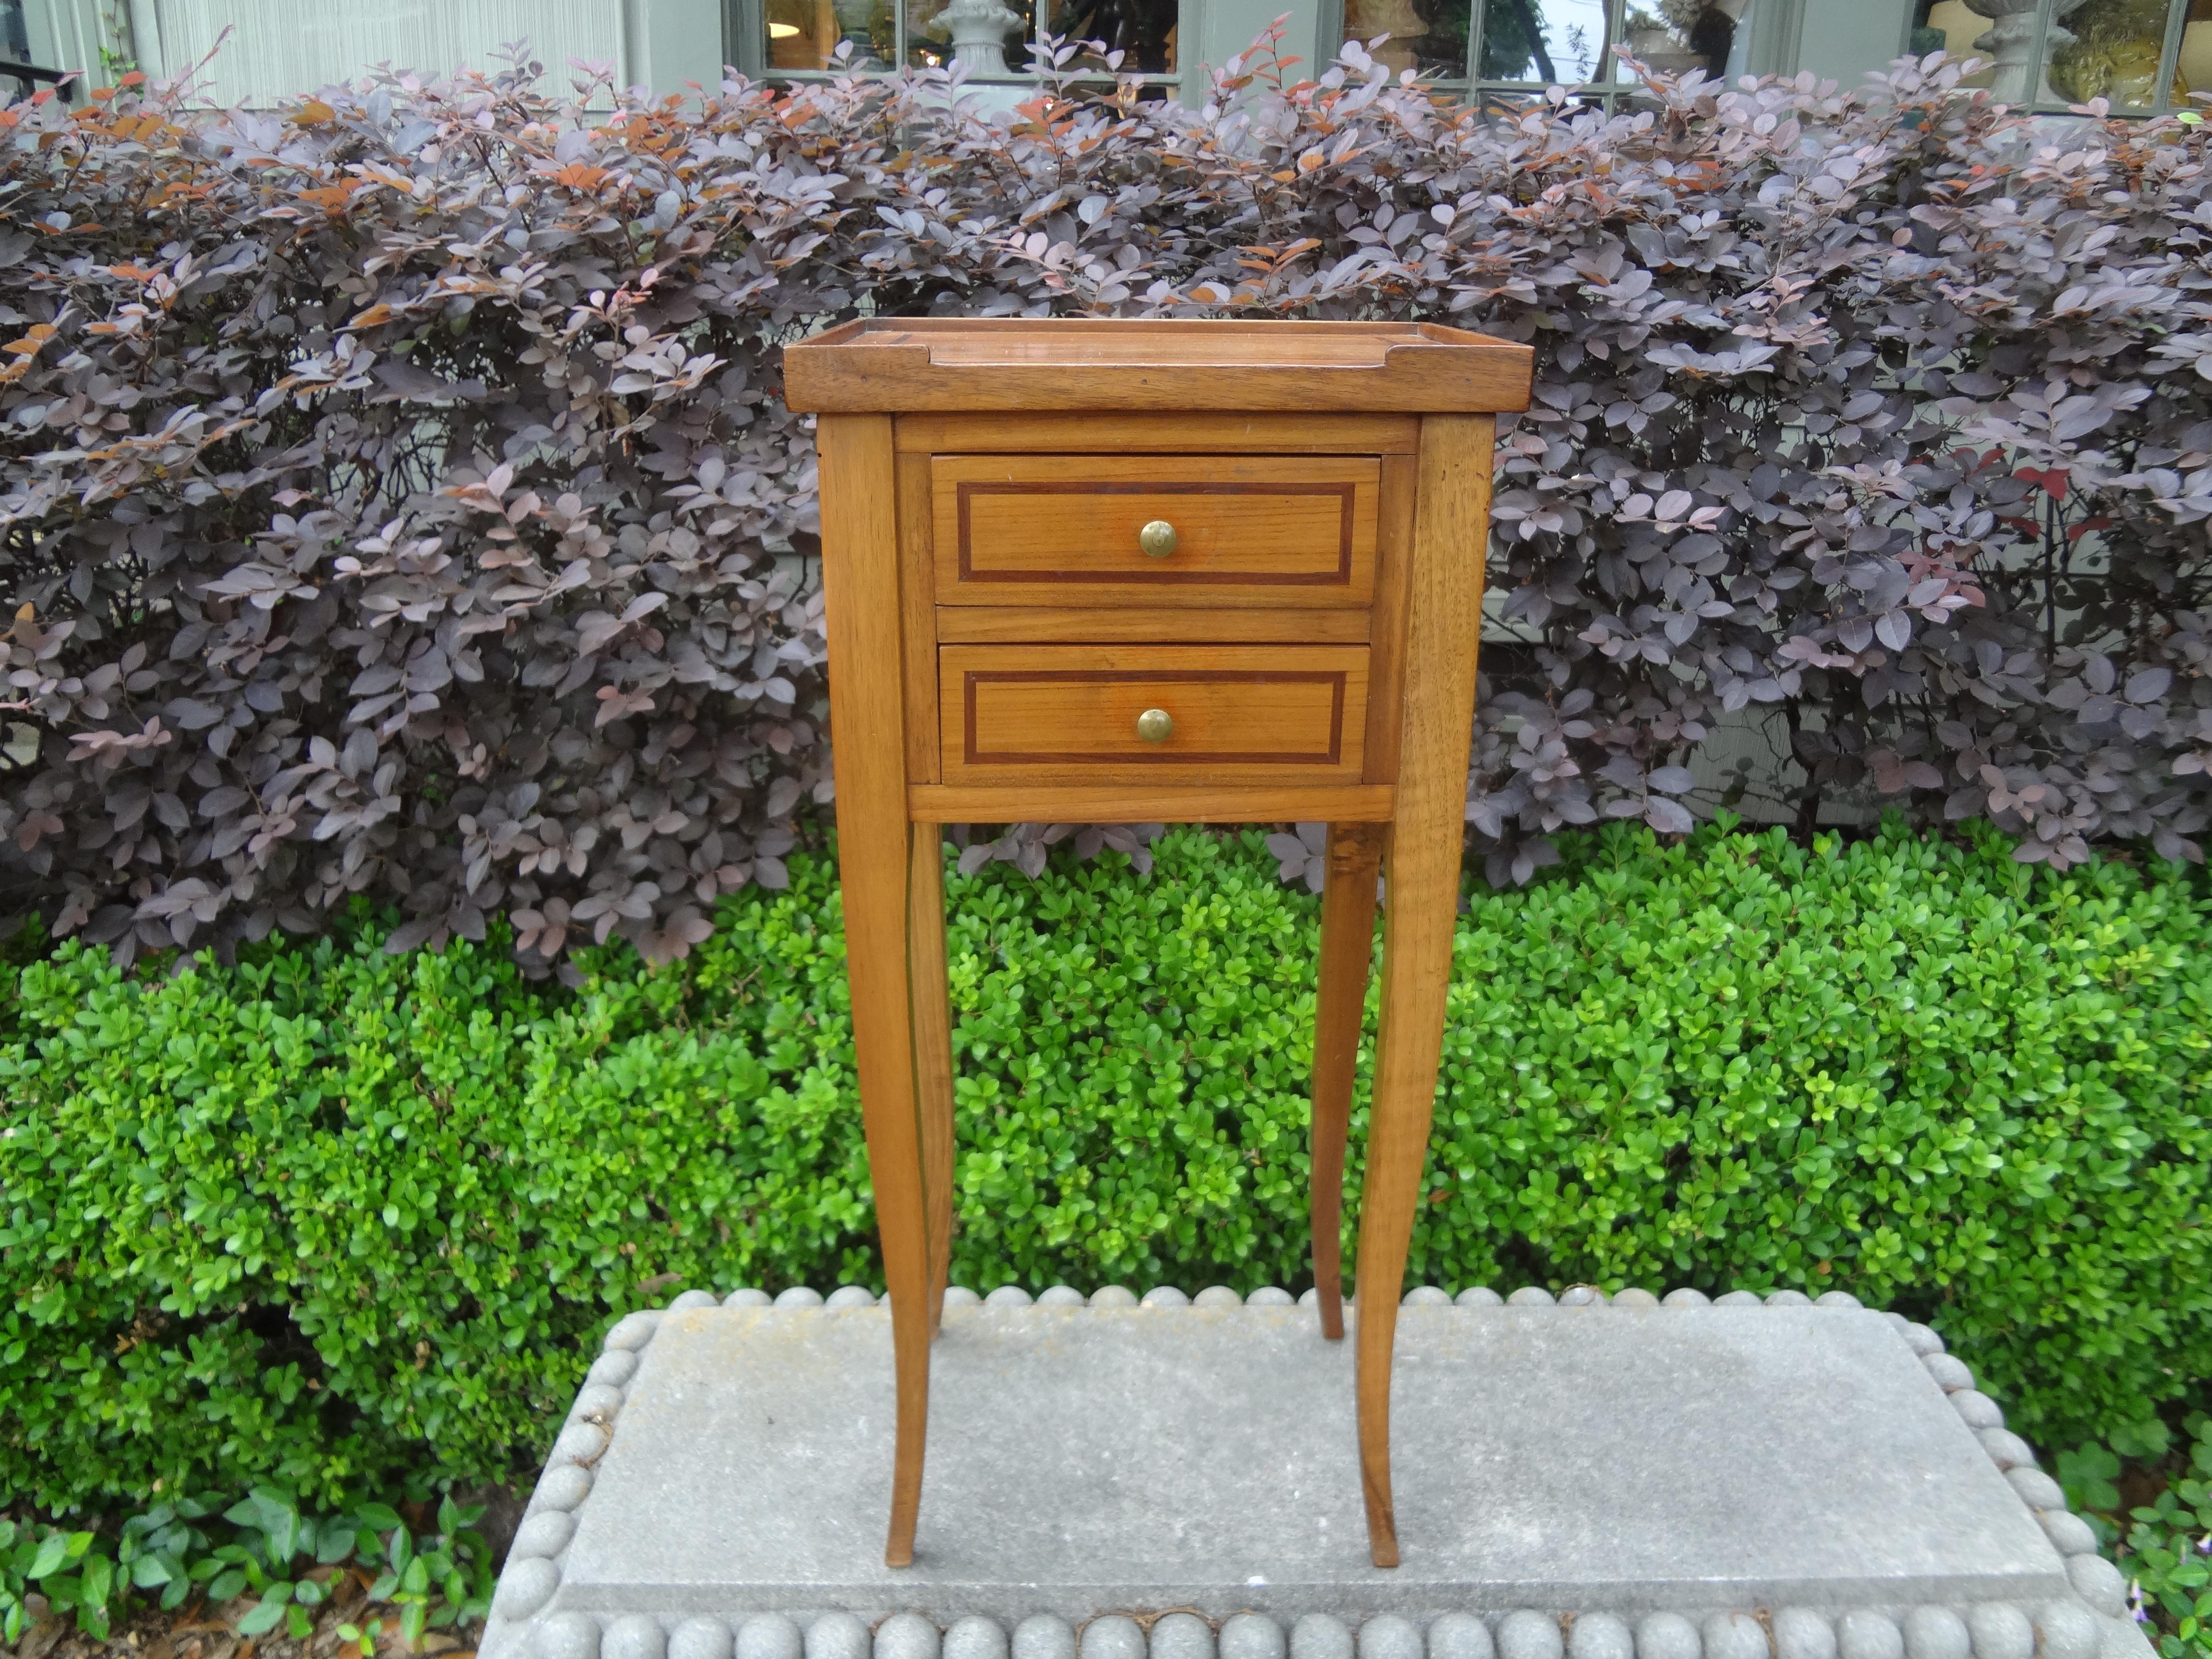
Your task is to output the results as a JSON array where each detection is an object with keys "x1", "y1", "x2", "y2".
[
  {"x1": 1481, "y1": 0, "x2": 1611, "y2": 83},
  {"x1": 907, "y1": 0, "x2": 1040, "y2": 73},
  {"x1": 2183, "y1": 0, "x2": 2212, "y2": 101},
  {"x1": 1044, "y1": 0, "x2": 1179, "y2": 72},
  {"x1": 764, "y1": 0, "x2": 888, "y2": 68},
  {"x1": 1915, "y1": 1, "x2": 1999, "y2": 90},
  {"x1": 1344, "y1": 0, "x2": 1473, "y2": 80},
  {"x1": 2041, "y1": 0, "x2": 2184, "y2": 108},
  {"x1": 1621, "y1": 0, "x2": 1749, "y2": 81}
]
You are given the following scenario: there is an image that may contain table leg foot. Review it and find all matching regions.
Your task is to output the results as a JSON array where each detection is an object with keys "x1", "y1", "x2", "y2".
[
  {"x1": 1355, "y1": 797, "x2": 1463, "y2": 1567},
  {"x1": 885, "y1": 1270, "x2": 931, "y2": 1566}
]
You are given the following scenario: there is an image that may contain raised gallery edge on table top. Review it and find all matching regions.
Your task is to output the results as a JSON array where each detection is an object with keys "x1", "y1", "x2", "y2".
[{"x1": 783, "y1": 318, "x2": 1535, "y2": 414}]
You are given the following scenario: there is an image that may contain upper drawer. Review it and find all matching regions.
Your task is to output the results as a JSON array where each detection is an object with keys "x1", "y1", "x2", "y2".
[{"x1": 930, "y1": 454, "x2": 1380, "y2": 607}]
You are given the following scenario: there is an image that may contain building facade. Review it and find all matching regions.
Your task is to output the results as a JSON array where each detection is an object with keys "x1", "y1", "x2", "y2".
[{"x1": 6, "y1": 0, "x2": 2210, "y2": 116}]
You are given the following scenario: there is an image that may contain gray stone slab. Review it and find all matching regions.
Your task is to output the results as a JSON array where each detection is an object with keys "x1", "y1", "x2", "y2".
[{"x1": 548, "y1": 1303, "x2": 2067, "y2": 1621}]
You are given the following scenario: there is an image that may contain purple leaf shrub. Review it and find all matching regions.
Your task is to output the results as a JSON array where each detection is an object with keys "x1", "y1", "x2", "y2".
[{"x1": 0, "y1": 36, "x2": 2204, "y2": 962}]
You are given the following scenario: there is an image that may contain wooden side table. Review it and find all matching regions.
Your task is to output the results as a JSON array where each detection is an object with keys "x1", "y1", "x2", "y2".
[{"x1": 783, "y1": 319, "x2": 1533, "y2": 1571}]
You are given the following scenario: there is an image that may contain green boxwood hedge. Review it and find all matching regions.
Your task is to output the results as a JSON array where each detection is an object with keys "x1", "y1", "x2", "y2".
[{"x1": 1, "y1": 822, "x2": 2206, "y2": 1513}]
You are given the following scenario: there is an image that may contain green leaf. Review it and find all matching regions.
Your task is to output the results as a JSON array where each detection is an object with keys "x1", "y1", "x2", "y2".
[
  {"x1": 2111, "y1": 1420, "x2": 2174, "y2": 1462},
  {"x1": 207, "y1": 1568, "x2": 248, "y2": 1602},
  {"x1": 235, "y1": 1598, "x2": 287, "y2": 1636},
  {"x1": 255, "y1": 1491, "x2": 303, "y2": 1565},
  {"x1": 2, "y1": 823, "x2": 2212, "y2": 1529},
  {"x1": 2058, "y1": 1443, "x2": 2125, "y2": 1514},
  {"x1": 27, "y1": 1533, "x2": 71, "y2": 1580}
]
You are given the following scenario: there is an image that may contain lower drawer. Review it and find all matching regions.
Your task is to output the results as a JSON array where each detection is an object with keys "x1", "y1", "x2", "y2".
[{"x1": 938, "y1": 644, "x2": 1368, "y2": 786}]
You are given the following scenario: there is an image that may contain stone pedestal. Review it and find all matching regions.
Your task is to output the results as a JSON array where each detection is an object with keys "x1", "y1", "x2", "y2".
[{"x1": 482, "y1": 1287, "x2": 2152, "y2": 1659}]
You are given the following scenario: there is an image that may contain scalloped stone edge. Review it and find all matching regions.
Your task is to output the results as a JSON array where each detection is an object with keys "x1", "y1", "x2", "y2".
[{"x1": 479, "y1": 1288, "x2": 2148, "y2": 1659}]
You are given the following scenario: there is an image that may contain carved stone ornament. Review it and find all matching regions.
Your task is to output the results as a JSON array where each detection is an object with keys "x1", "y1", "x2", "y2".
[
  {"x1": 933, "y1": 0, "x2": 1026, "y2": 75},
  {"x1": 1961, "y1": 0, "x2": 2092, "y2": 102}
]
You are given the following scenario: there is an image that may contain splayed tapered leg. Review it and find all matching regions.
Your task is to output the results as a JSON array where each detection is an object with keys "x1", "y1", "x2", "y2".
[{"x1": 1310, "y1": 821, "x2": 1384, "y2": 1342}]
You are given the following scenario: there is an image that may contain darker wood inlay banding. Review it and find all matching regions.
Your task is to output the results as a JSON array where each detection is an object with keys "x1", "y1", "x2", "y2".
[
  {"x1": 961, "y1": 668, "x2": 1347, "y2": 767},
  {"x1": 955, "y1": 481, "x2": 1358, "y2": 586}
]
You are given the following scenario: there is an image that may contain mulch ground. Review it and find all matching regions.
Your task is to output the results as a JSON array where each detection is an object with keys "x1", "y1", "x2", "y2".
[{"x1": 6, "y1": 1577, "x2": 486, "y2": 1659}]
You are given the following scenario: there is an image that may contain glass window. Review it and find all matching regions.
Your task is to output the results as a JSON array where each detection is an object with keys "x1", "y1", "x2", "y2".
[
  {"x1": 1487, "y1": 0, "x2": 1614, "y2": 81},
  {"x1": 1337, "y1": 0, "x2": 1736, "y2": 96},
  {"x1": 907, "y1": 0, "x2": 1041, "y2": 73},
  {"x1": 1336, "y1": 0, "x2": 2196, "y2": 112},
  {"x1": 750, "y1": 0, "x2": 1178, "y2": 77},
  {"x1": 764, "y1": 0, "x2": 849, "y2": 72},
  {"x1": 1911, "y1": 0, "x2": 2196, "y2": 112},
  {"x1": 1617, "y1": 0, "x2": 1747, "y2": 80},
  {"x1": 2184, "y1": 0, "x2": 2212, "y2": 98},
  {"x1": 2042, "y1": 0, "x2": 2181, "y2": 108},
  {"x1": 1343, "y1": 0, "x2": 1613, "y2": 83},
  {"x1": 1340, "y1": 1, "x2": 1472, "y2": 79},
  {"x1": 1046, "y1": 0, "x2": 1181, "y2": 73}
]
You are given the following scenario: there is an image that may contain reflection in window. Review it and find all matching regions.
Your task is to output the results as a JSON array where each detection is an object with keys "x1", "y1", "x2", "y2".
[
  {"x1": 1484, "y1": 0, "x2": 1611, "y2": 81},
  {"x1": 1342, "y1": 1, "x2": 1473, "y2": 78},
  {"x1": 907, "y1": 0, "x2": 1039, "y2": 72},
  {"x1": 1912, "y1": 0, "x2": 2197, "y2": 111},
  {"x1": 1914, "y1": 1, "x2": 2000, "y2": 88},
  {"x1": 2187, "y1": 0, "x2": 2212, "y2": 95},
  {"x1": 755, "y1": 0, "x2": 1174, "y2": 75},
  {"x1": 1340, "y1": 0, "x2": 1613, "y2": 85},
  {"x1": 1046, "y1": 0, "x2": 1180, "y2": 72},
  {"x1": 1620, "y1": 0, "x2": 1746, "y2": 80},
  {"x1": 766, "y1": 0, "x2": 843, "y2": 70},
  {"x1": 2044, "y1": 0, "x2": 2181, "y2": 107}
]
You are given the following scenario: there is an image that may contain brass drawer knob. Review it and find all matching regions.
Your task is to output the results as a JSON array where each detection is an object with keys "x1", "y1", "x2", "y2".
[
  {"x1": 1137, "y1": 519, "x2": 1178, "y2": 559},
  {"x1": 1135, "y1": 708, "x2": 1173, "y2": 744}
]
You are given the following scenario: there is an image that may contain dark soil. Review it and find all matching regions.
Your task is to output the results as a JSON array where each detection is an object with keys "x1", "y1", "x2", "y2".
[{"x1": 4, "y1": 1572, "x2": 486, "y2": 1659}]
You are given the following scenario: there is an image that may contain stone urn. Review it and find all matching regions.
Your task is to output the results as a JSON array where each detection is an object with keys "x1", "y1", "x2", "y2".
[
  {"x1": 1962, "y1": 0, "x2": 2090, "y2": 102},
  {"x1": 933, "y1": 0, "x2": 1026, "y2": 75}
]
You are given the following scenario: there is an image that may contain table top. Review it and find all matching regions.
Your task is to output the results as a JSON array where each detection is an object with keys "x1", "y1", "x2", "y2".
[{"x1": 782, "y1": 318, "x2": 1534, "y2": 415}]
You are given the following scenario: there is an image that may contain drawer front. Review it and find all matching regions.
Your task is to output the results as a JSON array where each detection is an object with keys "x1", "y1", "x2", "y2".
[
  {"x1": 931, "y1": 455, "x2": 1380, "y2": 607},
  {"x1": 939, "y1": 645, "x2": 1368, "y2": 785}
]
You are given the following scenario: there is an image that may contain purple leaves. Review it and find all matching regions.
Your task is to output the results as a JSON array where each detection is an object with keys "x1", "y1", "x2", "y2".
[{"x1": 0, "y1": 34, "x2": 2206, "y2": 965}]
